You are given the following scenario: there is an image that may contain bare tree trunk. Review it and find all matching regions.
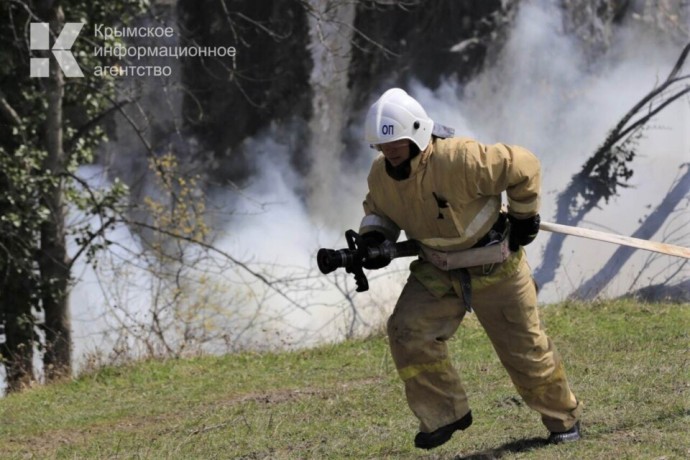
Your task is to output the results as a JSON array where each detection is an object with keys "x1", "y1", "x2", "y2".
[
  {"x1": 571, "y1": 165, "x2": 690, "y2": 299},
  {"x1": 38, "y1": 1, "x2": 72, "y2": 381}
]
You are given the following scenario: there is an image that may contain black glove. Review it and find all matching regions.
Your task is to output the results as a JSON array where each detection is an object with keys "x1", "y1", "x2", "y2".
[
  {"x1": 508, "y1": 214, "x2": 541, "y2": 252},
  {"x1": 360, "y1": 231, "x2": 391, "y2": 270}
]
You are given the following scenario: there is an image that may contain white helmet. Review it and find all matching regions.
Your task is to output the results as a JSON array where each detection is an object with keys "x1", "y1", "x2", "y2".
[{"x1": 364, "y1": 88, "x2": 434, "y2": 151}]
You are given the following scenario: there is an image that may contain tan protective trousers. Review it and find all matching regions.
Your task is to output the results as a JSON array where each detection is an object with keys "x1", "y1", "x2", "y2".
[{"x1": 387, "y1": 253, "x2": 582, "y2": 433}]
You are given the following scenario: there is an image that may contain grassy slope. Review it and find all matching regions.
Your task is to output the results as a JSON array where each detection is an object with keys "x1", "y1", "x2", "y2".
[{"x1": 1, "y1": 300, "x2": 688, "y2": 459}]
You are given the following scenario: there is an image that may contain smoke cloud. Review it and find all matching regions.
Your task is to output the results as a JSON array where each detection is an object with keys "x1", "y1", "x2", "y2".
[{"x1": 61, "y1": 1, "x2": 689, "y2": 385}]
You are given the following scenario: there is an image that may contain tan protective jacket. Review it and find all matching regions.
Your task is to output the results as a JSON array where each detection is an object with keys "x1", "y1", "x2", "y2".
[{"x1": 360, "y1": 137, "x2": 541, "y2": 252}]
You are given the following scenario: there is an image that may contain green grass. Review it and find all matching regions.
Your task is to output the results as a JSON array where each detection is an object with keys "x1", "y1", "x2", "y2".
[{"x1": 1, "y1": 300, "x2": 688, "y2": 459}]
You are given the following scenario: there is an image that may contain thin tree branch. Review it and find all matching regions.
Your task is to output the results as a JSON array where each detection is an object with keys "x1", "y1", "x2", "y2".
[
  {"x1": 124, "y1": 219, "x2": 311, "y2": 312},
  {"x1": 0, "y1": 89, "x2": 21, "y2": 126},
  {"x1": 64, "y1": 97, "x2": 134, "y2": 155}
]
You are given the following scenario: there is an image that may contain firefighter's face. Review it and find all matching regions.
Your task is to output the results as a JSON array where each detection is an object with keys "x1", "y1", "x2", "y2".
[{"x1": 377, "y1": 139, "x2": 411, "y2": 167}]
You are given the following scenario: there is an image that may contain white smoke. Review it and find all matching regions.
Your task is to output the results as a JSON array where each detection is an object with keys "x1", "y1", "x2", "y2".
[
  {"x1": 62, "y1": 125, "x2": 401, "y2": 379},
  {"x1": 54, "y1": 1, "x2": 689, "y2": 388},
  {"x1": 210, "y1": 124, "x2": 406, "y2": 347}
]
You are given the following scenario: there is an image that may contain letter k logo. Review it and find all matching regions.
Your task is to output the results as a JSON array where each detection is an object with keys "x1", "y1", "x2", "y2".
[{"x1": 30, "y1": 22, "x2": 84, "y2": 78}]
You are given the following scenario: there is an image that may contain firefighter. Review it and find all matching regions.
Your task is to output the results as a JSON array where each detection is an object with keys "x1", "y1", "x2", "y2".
[{"x1": 359, "y1": 88, "x2": 582, "y2": 449}]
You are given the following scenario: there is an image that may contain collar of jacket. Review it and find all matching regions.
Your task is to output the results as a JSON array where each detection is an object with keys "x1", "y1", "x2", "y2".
[{"x1": 384, "y1": 141, "x2": 434, "y2": 181}]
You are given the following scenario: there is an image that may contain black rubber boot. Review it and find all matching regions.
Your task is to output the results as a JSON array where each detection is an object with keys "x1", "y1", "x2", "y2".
[
  {"x1": 414, "y1": 411, "x2": 473, "y2": 450},
  {"x1": 548, "y1": 421, "x2": 581, "y2": 444}
]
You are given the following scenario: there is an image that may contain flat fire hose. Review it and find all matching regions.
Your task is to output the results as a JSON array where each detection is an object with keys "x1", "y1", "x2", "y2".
[{"x1": 540, "y1": 221, "x2": 690, "y2": 259}]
